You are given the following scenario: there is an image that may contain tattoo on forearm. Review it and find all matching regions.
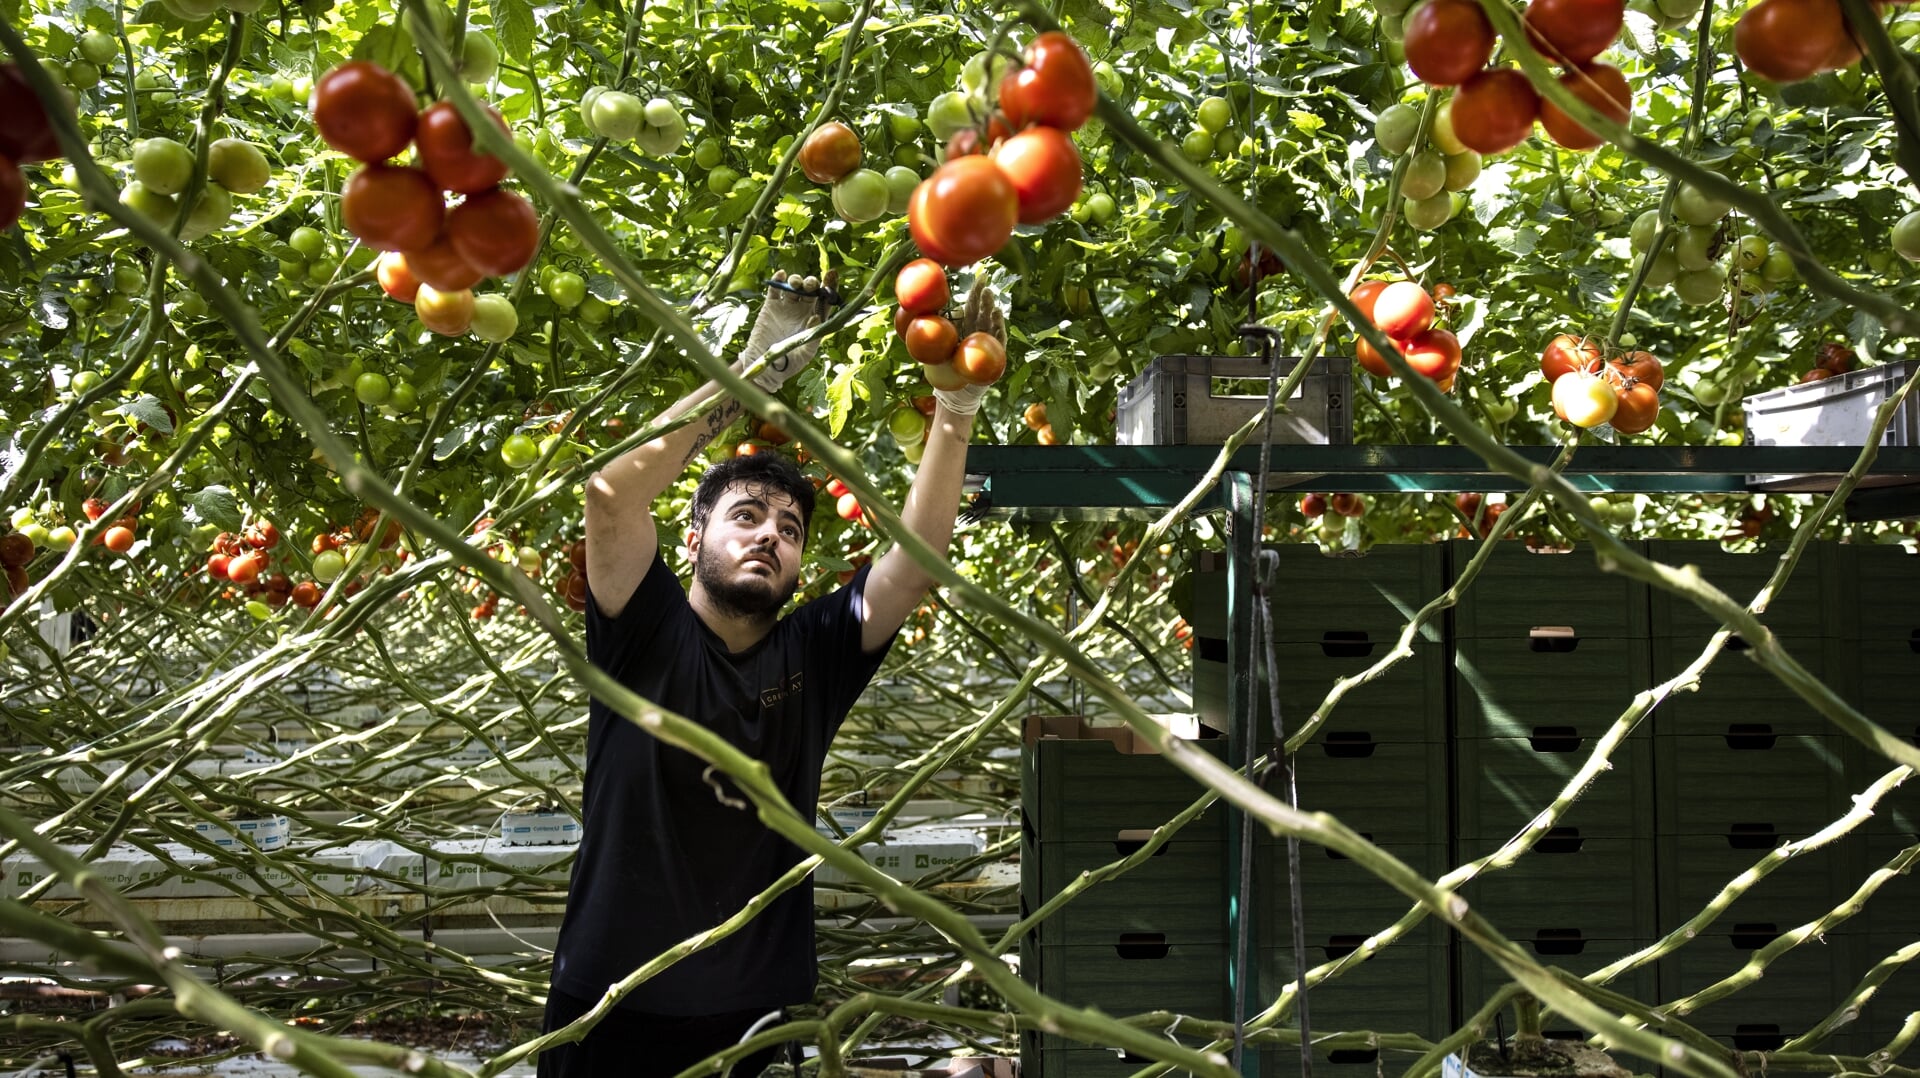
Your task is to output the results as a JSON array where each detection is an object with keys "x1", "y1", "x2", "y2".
[{"x1": 682, "y1": 399, "x2": 746, "y2": 467}]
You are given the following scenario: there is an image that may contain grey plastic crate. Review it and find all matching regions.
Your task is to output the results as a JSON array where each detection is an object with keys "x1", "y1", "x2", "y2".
[
  {"x1": 1116, "y1": 354, "x2": 1352, "y2": 446},
  {"x1": 1743, "y1": 360, "x2": 1920, "y2": 489}
]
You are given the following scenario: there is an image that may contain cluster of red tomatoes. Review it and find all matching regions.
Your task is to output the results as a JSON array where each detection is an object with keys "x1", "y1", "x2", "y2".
[
  {"x1": 1541, "y1": 333, "x2": 1665, "y2": 433},
  {"x1": 1800, "y1": 340, "x2": 1856, "y2": 383},
  {"x1": 312, "y1": 61, "x2": 537, "y2": 336},
  {"x1": 1, "y1": 63, "x2": 64, "y2": 231},
  {"x1": 1404, "y1": 0, "x2": 1631, "y2": 154},
  {"x1": 204, "y1": 521, "x2": 327, "y2": 610},
  {"x1": 892, "y1": 258, "x2": 1008, "y2": 390},
  {"x1": 557, "y1": 540, "x2": 588, "y2": 615},
  {"x1": 906, "y1": 31, "x2": 1095, "y2": 267},
  {"x1": 1020, "y1": 401, "x2": 1059, "y2": 445},
  {"x1": 823, "y1": 477, "x2": 865, "y2": 524},
  {"x1": 1299, "y1": 492, "x2": 1369, "y2": 519},
  {"x1": 0, "y1": 530, "x2": 39, "y2": 602},
  {"x1": 1735, "y1": 0, "x2": 1873, "y2": 83},
  {"x1": 81, "y1": 497, "x2": 142, "y2": 554},
  {"x1": 1348, "y1": 279, "x2": 1463, "y2": 391}
]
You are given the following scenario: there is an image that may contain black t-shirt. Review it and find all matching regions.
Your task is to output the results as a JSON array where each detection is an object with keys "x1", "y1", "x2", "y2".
[{"x1": 549, "y1": 550, "x2": 896, "y2": 1016}]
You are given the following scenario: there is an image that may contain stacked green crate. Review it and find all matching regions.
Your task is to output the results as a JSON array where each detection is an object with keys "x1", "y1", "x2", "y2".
[
  {"x1": 1830, "y1": 545, "x2": 1920, "y2": 1065},
  {"x1": 1449, "y1": 542, "x2": 1661, "y2": 1015},
  {"x1": 1020, "y1": 736, "x2": 1232, "y2": 1073},
  {"x1": 1645, "y1": 542, "x2": 1871, "y2": 1054}
]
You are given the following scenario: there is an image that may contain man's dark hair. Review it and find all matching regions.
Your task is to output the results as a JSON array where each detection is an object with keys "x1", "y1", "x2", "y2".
[{"x1": 689, "y1": 452, "x2": 817, "y2": 543}]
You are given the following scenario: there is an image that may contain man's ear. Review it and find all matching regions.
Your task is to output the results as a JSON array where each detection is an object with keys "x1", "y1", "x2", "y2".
[{"x1": 685, "y1": 529, "x2": 701, "y2": 559}]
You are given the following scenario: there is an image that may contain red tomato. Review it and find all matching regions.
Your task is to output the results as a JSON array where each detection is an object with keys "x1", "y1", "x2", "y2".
[
  {"x1": 893, "y1": 305, "x2": 917, "y2": 338},
  {"x1": 312, "y1": 61, "x2": 418, "y2": 164},
  {"x1": 1735, "y1": 0, "x2": 1856, "y2": 82},
  {"x1": 415, "y1": 101, "x2": 512, "y2": 194},
  {"x1": 291, "y1": 581, "x2": 322, "y2": 608},
  {"x1": 1299, "y1": 493, "x2": 1327, "y2": 518},
  {"x1": 207, "y1": 553, "x2": 231, "y2": 580},
  {"x1": 1611, "y1": 381, "x2": 1660, "y2": 434},
  {"x1": 990, "y1": 125, "x2": 1083, "y2": 224},
  {"x1": 1331, "y1": 492, "x2": 1366, "y2": 518},
  {"x1": 1541, "y1": 333, "x2": 1602, "y2": 381},
  {"x1": 905, "y1": 315, "x2": 959, "y2": 364},
  {"x1": 1401, "y1": 328, "x2": 1463, "y2": 383},
  {"x1": 896, "y1": 258, "x2": 950, "y2": 315},
  {"x1": 1373, "y1": 281, "x2": 1435, "y2": 340},
  {"x1": 0, "y1": 157, "x2": 22, "y2": 231},
  {"x1": 954, "y1": 332, "x2": 1008, "y2": 385},
  {"x1": 1403, "y1": 0, "x2": 1497, "y2": 86},
  {"x1": 1538, "y1": 63, "x2": 1632, "y2": 151},
  {"x1": 1801, "y1": 367, "x2": 1836, "y2": 382},
  {"x1": 402, "y1": 234, "x2": 484, "y2": 291},
  {"x1": 376, "y1": 251, "x2": 422, "y2": 302},
  {"x1": 0, "y1": 64, "x2": 62, "y2": 164},
  {"x1": 999, "y1": 32, "x2": 1098, "y2": 131},
  {"x1": 1524, "y1": 0, "x2": 1626, "y2": 66},
  {"x1": 799, "y1": 121, "x2": 862, "y2": 183},
  {"x1": 228, "y1": 550, "x2": 265, "y2": 584},
  {"x1": 1450, "y1": 68, "x2": 1541, "y2": 155},
  {"x1": 1817, "y1": 342, "x2": 1854, "y2": 373},
  {"x1": 446, "y1": 188, "x2": 539, "y2": 276},
  {"x1": 907, "y1": 155, "x2": 1018, "y2": 267},
  {"x1": 1355, "y1": 335, "x2": 1393, "y2": 378},
  {"x1": 1609, "y1": 350, "x2": 1664, "y2": 391},
  {"x1": 342, "y1": 165, "x2": 444, "y2": 252}
]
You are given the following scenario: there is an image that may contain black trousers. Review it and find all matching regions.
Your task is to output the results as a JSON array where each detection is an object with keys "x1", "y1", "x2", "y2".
[{"x1": 536, "y1": 987, "x2": 789, "y2": 1078}]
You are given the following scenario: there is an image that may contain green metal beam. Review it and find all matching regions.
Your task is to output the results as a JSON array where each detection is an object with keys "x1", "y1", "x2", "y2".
[{"x1": 964, "y1": 445, "x2": 1920, "y2": 517}]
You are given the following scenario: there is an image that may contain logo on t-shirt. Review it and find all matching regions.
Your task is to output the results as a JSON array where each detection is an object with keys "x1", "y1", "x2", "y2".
[{"x1": 760, "y1": 671, "x2": 804, "y2": 710}]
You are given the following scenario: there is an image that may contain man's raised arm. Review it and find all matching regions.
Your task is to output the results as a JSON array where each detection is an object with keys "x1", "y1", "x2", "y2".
[{"x1": 584, "y1": 272, "x2": 837, "y2": 618}]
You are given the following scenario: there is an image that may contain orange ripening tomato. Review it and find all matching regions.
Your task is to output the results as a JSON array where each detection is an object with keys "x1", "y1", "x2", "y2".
[
  {"x1": 1734, "y1": 0, "x2": 1856, "y2": 83},
  {"x1": 1541, "y1": 333, "x2": 1603, "y2": 382},
  {"x1": 445, "y1": 188, "x2": 540, "y2": 277},
  {"x1": 376, "y1": 251, "x2": 422, "y2": 302},
  {"x1": 1523, "y1": 0, "x2": 1626, "y2": 66},
  {"x1": 402, "y1": 234, "x2": 484, "y2": 291},
  {"x1": 907, "y1": 156, "x2": 1018, "y2": 267},
  {"x1": 896, "y1": 259, "x2": 950, "y2": 316},
  {"x1": 953, "y1": 332, "x2": 1008, "y2": 385},
  {"x1": 415, "y1": 101, "x2": 512, "y2": 194},
  {"x1": 1609, "y1": 350, "x2": 1664, "y2": 391},
  {"x1": 990, "y1": 125, "x2": 1083, "y2": 224},
  {"x1": 1611, "y1": 381, "x2": 1660, "y2": 434},
  {"x1": 1538, "y1": 62, "x2": 1632, "y2": 151},
  {"x1": 905, "y1": 315, "x2": 960, "y2": 364}
]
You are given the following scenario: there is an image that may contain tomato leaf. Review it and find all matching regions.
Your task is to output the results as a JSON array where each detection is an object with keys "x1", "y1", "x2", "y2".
[
  {"x1": 115, "y1": 395, "x2": 173, "y2": 435},
  {"x1": 826, "y1": 364, "x2": 857, "y2": 438},
  {"x1": 184, "y1": 486, "x2": 244, "y2": 532},
  {"x1": 492, "y1": 0, "x2": 535, "y2": 62}
]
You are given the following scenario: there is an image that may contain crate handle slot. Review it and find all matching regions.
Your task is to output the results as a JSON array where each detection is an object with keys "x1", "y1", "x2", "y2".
[
  {"x1": 1322, "y1": 731, "x2": 1377, "y2": 758},
  {"x1": 1537, "y1": 827, "x2": 1585, "y2": 854},
  {"x1": 1321, "y1": 630, "x2": 1374, "y2": 659},
  {"x1": 1114, "y1": 932, "x2": 1170, "y2": 960},
  {"x1": 1197, "y1": 635, "x2": 1228, "y2": 663},
  {"x1": 1323, "y1": 933, "x2": 1367, "y2": 960},
  {"x1": 1328, "y1": 1050, "x2": 1380, "y2": 1065},
  {"x1": 1728, "y1": 823, "x2": 1778, "y2": 850},
  {"x1": 1909, "y1": 628, "x2": 1919, "y2": 653},
  {"x1": 1732, "y1": 1026, "x2": 1785, "y2": 1052},
  {"x1": 1724, "y1": 723, "x2": 1778, "y2": 750},
  {"x1": 1530, "y1": 726, "x2": 1583, "y2": 753},
  {"x1": 1532, "y1": 928, "x2": 1586, "y2": 955},
  {"x1": 1325, "y1": 832, "x2": 1370, "y2": 861},
  {"x1": 1528, "y1": 627, "x2": 1580, "y2": 653},
  {"x1": 1731, "y1": 923, "x2": 1780, "y2": 950},
  {"x1": 1114, "y1": 829, "x2": 1166, "y2": 857}
]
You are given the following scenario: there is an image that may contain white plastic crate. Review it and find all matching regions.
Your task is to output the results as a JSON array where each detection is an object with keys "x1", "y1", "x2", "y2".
[
  {"x1": 1116, "y1": 354, "x2": 1352, "y2": 446},
  {"x1": 1743, "y1": 360, "x2": 1920, "y2": 489}
]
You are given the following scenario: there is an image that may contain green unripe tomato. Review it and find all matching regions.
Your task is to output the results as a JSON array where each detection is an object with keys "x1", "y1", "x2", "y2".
[
  {"x1": 65, "y1": 61, "x2": 100, "y2": 91},
  {"x1": 1197, "y1": 95, "x2": 1232, "y2": 134},
  {"x1": 39, "y1": 58, "x2": 66, "y2": 87},
  {"x1": 1647, "y1": 249, "x2": 1683, "y2": 287},
  {"x1": 1894, "y1": 210, "x2": 1920, "y2": 263},
  {"x1": 289, "y1": 226, "x2": 327, "y2": 261},
  {"x1": 1180, "y1": 128, "x2": 1214, "y2": 163},
  {"x1": 1093, "y1": 60, "x2": 1122, "y2": 97},
  {"x1": 170, "y1": 290, "x2": 207, "y2": 318},
  {"x1": 707, "y1": 165, "x2": 741, "y2": 196},
  {"x1": 500, "y1": 432, "x2": 540, "y2": 470},
  {"x1": 832, "y1": 168, "x2": 890, "y2": 223},
  {"x1": 642, "y1": 97, "x2": 682, "y2": 128},
  {"x1": 385, "y1": 380, "x2": 419, "y2": 413},
  {"x1": 132, "y1": 137, "x2": 195, "y2": 196},
  {"x1": 589, "y1": 90, "x2": 644, "y2": 141},
  {"x1": 1676, "y1": 225, "x2": 1716, "y2": 272},
  {"x1": 12, "y1": 507, "x2": 37, "y2": 529},
  {"x1": 1442, "y1": 151, "x2": 1481, "y2": 192},
  {"x1": 1694, "y1": 381, "x2": 1726, "y2": 406},
  {"x1": 180, "y1": 184, "x2": 232, "y2": 242},
  {"x1": 887, "y1": 108, "x2": 921, "y2": 142},
  {"x1": 1738, "y1": 270, "x2": 1765, "y2": 295},
  {"x1": 1430, "y1": 106, "x2": 1467, "y2": 154},
  {"x1": 577, "y1": 295, "x2": 612, "y2": 325},
  {"x1": 693, "y1": 138, "x2": 724, "y2": 169},
  {"x1": 313, "y1": 549, "x2": 346, "y2": 582},
  {"x1": 1374, "y1": 103, "x2": 1420, "y2": 156},
  {"x1": 306, "y1": 259, "x2": 334, "y2": 285},
  {"x1": 469, "y1": 293, "x2": 518, "y2": 342},
  {"x1": 1404, "y1": 190, "x2": 1454, "y2": 231},
  {"x1": 246, "y1": 600, "x2": 273, "y2": 621},
  {"x1": 112, "y1": 263, "x2": 145, "y2": 294},
  {"x1": 1674, "y1": 182, "x2": 1731, "y2": 226},
  {"x1": 120, "y1": 180, "x2": 177, "y2": 225},
  {"x1": 208, "y1": 138, "x2": 271, "y2": 194},
  {"x1": 1762, "y1": 246, "x2": 1798, "y2": 283},
  {"x1": 1085, "y1": 191, "x2": 1116, "y2": 224},
  {"x1": 1629, "y1": 208, "x2": 1661, "y2": 252},
  {"x1": 354, "y1": 372, "x2": 392, "y2": 406},
  {"x1": 79, "y1": 30, "x2": 119, "y2": 66},
  {"x1": 884, "y1": 165, "x2": 919, "y2": 215},
  {"x1": 888, "y1": 406, "x2": 927, "y2": 443},
  {"x1": 47, "y1": 525, "x2": 77, "y2": 550},
  {"x1": 892, "y1": 144, "x2": 922, "y2": 168},
  {"x1": 459, "y1": 32, "x2": 500, "y2": 84},
  {"x1": 1735, "y1": 234, "x2": 1768, "y2": 269},
  {"x1": 926, "y1": 91, "x2": 973, "y2": 141},
  {"x1": 961, "y1": 50, "x2": 1010, "y2": 96},
  {"x1": 279, "y1": 258, "x2": 307, "y2": 281},
  {"x1": 1618, "y1": 332, "x2": 1638, "y2": 347},
  {"x1": 544, "y1": 270, "x2": 586, "y2": 309},
  {"x1": 1674, "y1": 265, "x2": 1726, "y2": 305},
  {"x1": 1401, "y1": 149, "x2": 1446, "y2": 200}
]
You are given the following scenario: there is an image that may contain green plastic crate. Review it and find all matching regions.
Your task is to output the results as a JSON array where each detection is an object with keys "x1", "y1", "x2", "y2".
[
  {"x1": 1021, "y1": 835, "x2": 1228, "y2": 947},
  {"x1": 1656, "y1": 834, "x2": 1862, "y2": 939},
  {"x1": 1453, "y1": 834, "x2": 1658, "y2": 942},
  {"x1": 1028, "y1": 1044, "x2": 1216, "y2": 1078},
  {"x1": 1260, "y1": 1043, "x2": 1438, "y2": 1078},
  {"x1": 1023, "y1": 736, "x2": 1230, "y2": 844},
  {"x1": 1455, "y1": 735, "x2": 1656, "y2": 841},
  {"x1": 1839, "y1": 543, "x2": 1920, "y2": 641},
  {"x1": 1452, "y1": 634, "x2": 1654, "y2": 740},
  {"x1": 1192, "y1": 641, "x2": 1449, "y2": 744},
  {"x1": 1656, "y1": 930, "x2": 1868, "y2": 1048},
  {"x1": 1286, "y1": 734, "x2": 1450, "y2": 847},
  {"x1": 1258, "y1": 943, "x2": 1452, "y2": 1046},
  {"x1": 1449, "y1": 541, "x2": 1651, "y2": 640},
  {"x1": 1649, "y1": 634, "x2": 1857, "y2": 738},
  {"x1": 1645, "y1": 541, "x2": 1841, "y2": 640},
  {"x1": 1457, "y1": 932, "x2": 1660, "y2": 1025},
  {"x1": 1848, "y1": 635, "x2": 1920, "y2": 749},
  {"x1": 1654, "y1": 731, "x2": 1850, "y2": 840},
  {"x1": 1255, "y1": 839, "x2": 1451, "y2": 943},
  {"x1": 1026, "y1": 938, "x2": 1232, "y2": 1019},
  {"x1": 1190, "y1": 544, "x2": 1448, "y2": 645}
]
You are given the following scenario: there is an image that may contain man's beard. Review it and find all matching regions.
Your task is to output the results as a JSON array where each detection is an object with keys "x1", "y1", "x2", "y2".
[{"x1": 695, "y1": 550, "x2": 798, "y2": 620}]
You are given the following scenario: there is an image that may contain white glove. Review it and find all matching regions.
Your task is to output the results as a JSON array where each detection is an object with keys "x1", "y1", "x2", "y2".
[
  {"x1": 743, "y1": 270, "x2": 840, "y2": 392},
  {"x1": 933, "y1": 284, "x2": 1007, "y2": 417}
]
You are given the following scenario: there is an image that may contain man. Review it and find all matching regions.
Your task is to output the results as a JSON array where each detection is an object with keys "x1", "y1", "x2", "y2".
[{"x1": 539, "y1": 269, "x2": 1004, "y2": 1077}]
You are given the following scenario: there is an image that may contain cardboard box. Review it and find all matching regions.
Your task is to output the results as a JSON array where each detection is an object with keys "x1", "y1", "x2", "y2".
[
  {"x1": 817, "y1": 826, "x2": 986, "y2": 886},
  {"x1": 1021, "y1": 714, "x2": 1210, "y2": 754},
  {"x1": 191, "y1": 815, "x2": 291, "y2": 852},
  {"x1": 500, "y1": 811, "x2": 582, "y2": 846}
]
